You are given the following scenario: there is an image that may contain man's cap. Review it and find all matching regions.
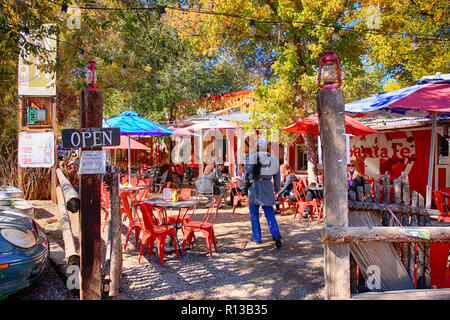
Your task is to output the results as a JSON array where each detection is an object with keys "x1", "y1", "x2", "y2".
[{"x1": 257, "y1": 137, "x2": 268, "y2": 147}]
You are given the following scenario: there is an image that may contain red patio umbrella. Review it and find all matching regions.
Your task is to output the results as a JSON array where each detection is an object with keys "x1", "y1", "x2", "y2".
[
  {"x1": 103, "y1": 135, "x2": 150, "y2": 150},
  {"x1": 282, "y1": 114, "x2": 378, "y2": 136}
]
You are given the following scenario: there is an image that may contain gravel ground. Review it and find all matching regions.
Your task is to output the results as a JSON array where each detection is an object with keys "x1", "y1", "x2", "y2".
[{"x1": 11, "y1": 197, "x2": 325, "y2": 300}]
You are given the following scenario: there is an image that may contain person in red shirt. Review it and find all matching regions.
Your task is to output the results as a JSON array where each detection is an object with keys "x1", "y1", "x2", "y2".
[
  {"x1": 186, "y1": 152, "x2": 199, "y2": 185},
  {"x1": 173, "y1": 163, "x2": 184, "y2": 188}
]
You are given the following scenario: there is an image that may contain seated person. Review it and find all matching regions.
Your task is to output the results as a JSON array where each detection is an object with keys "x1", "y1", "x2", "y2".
[
  {"x1": 195, "y1": 164, "x2": 222, "y2": 197},
  {"x1": 232, "y1": 164, "x2": 246, "y2": 189},
  {"x1": 348, "y1": 160, "x2": 364, "y2": 193},
  {"x1": 274, "y1": 164, "x2": 298, "y2": 214},
  {"x1": 214, "y1": 163, "x2": 230, "y2": 183}
]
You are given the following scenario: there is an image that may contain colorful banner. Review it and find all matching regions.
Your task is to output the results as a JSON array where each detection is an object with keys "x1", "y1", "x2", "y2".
[{"x1": 18, "y1": 24, "x2": 57, "y2": 96}]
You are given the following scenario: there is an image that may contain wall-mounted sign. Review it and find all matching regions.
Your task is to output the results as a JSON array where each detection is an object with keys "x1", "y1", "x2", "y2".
[
  {"x1": 78, "y1": 150, "x2": 106, "y2": 175},
  {"x1": 27, "y1": 106, "x2": 47, "y2": 125},
  {"x1": 18, "y1": 132, "x2": 54, "y2": 168},
  {"x1": 61, "y1": 127, "x2": 120, "y2": 148},
  {"x1": 18, "y1": 24, "x2": 57, "y2": 96}
]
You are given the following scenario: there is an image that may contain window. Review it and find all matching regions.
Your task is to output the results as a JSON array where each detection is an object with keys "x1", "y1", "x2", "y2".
[
  {"x1": 437, "y1": 134, "x2": 449, "y2": 165},
  {"x1": 295, "y1": 145, "x2": 307, "y2": 171}
]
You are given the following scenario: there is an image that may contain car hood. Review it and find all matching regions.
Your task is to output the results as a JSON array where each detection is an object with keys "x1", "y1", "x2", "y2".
[{"x1": 0, "y1": 210, "x2": 33, "y2": 230}]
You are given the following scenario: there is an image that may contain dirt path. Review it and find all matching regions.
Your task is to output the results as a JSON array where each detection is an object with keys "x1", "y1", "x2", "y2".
[{"x1": 24, "y1": 199, "x2": 325, "y2": 300}]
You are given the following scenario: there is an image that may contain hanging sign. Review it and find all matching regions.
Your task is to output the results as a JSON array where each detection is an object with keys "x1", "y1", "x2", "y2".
[
  {"x1": 18, "y1": 131, "x2": 54, "y2": 168},
  {"x1": 61, "y1": 127, "x2": 120, "y2": 148}
]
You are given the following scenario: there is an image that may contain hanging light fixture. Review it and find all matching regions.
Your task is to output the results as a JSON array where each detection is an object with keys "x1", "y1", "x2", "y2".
[
  {"x1": 159, "y1": 6, "x2": 167, "y2": 21},
  {"x1": 78, "y1": 48, "x2": 84, "y2": 60},
  {"x1": 85, "y1": 61, "x2": 98, "y2": 91},
  {"x1": 59, "y1": 4, "x2": 68, "y2": 21},
  {"x1": 332, "y1": 27, "x2": 340, "y2": 42},
  {"x1": 249, "y1": 19, "x2": 256, "y2": 36},
  {"x1": 317, "y1": 52, "x2": 342, "y2": 90},
  {"x1": 411, "y1": 35, "x2": 418, "y2": 50}
]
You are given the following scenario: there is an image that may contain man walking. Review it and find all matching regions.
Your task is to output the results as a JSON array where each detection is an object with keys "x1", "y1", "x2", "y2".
[{"x1": 244, "y1": 137, "x2": 282, "y2": 249}]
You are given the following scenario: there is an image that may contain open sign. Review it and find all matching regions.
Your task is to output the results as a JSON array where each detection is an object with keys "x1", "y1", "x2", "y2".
[{"x1": 62, "y1": 127, "x2": 120, "y2": 148}]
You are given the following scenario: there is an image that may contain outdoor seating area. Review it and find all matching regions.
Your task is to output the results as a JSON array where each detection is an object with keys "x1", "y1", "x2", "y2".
[
  {"x1": 99, "y1": 162, "x2": 328, "y2": 268},
  {"x1": 4, "y1": 2, "x2": 450, "y2": 303}
]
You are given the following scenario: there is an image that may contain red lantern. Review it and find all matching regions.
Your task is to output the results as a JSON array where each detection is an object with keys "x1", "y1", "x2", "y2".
[
  {"x1": 317, "y1": 52, "x2": 342, "y2": 90},
  {"x1": 86, "y1": 61, "x2": 97, "y2": 92}
]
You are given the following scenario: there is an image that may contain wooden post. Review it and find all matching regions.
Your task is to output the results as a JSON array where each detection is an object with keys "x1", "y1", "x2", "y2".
[
  {"x1": 317, "y1": 88, "x2": 350, "y2": 300},
  {"x1": 400, "y1": 174, "x2": 410, "y2": 271},
  {"x1": 17, "y1": 96, "x2": 24, "y2": 191},
  {"x1": 51, "y1": 96, "x2": 57, "y2": 203},
  {"x1": 109, "y1": 166, "x2": 122, "y2": 297},
  {"x1": 409, "y1": 190, "x2": 418, "y2": 284},
  {"x1": 79, "y1": 90, "x2": 103, "y2": 300},
  {"x1": 381, "y1": 174, "x2": 391, "y2": 226}
]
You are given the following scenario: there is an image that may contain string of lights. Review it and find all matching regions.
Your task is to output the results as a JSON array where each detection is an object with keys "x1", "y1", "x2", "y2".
[
  {"x1": 8, "y1": 1, "x2": 449, "y2": 84},
  {"x1": 44, "y1": 0, "x2": 450, "y2": 42}
]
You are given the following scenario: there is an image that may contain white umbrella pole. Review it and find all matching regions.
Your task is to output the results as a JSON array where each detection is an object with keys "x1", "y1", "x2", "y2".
[
  {"x1": 318, "y1": 136, "x2": 322, "y2": 165},
  {"x1": 426, "y1": 111, "x2": 437, "y2": 208},
  {"x1": 128, "y1": 133, "x2": 132, "y2": 185}
]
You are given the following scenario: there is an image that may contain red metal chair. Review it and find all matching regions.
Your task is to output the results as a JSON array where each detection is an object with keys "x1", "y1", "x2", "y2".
[
  {"x1": 292, "y1": 179, "x2": 319, "y2": 223},
  {"x1": 228, "y1": 181, "x2": 248, "y2": 214},
  {"x1": 432, "y1": 190, "x2": 450, "y2": 223},
  {"x1": 121, "y1": 191, "x2": 144, "y2": 250},
  {"x1": 134, "y1": 202, "x2": 180, "y2": 266},
  {"x1": 181, "y1": 196, "x2": 222, "y2": 258}
]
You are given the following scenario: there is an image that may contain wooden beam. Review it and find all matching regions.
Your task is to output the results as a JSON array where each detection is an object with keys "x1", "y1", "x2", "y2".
[
  {"x1": 55, "y1": 186, "x2": 79, "y2": 266},
  {"x1": 348, "y1": 200, "x2": 434, "y2": 216},
  {"x1": 322, "y1": 226, "x2": 450, "y2": 243},
  {"x1": 351, "y1": 288, "x2": 450, "y2": 300},
  {"x1": 56, "y1": 168, "x2": 80, "y2": 213}
]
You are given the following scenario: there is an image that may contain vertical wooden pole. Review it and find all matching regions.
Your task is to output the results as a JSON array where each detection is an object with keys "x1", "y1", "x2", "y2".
[
  {"x1": 79, "y1": 90, "x2": 103, "y2": 300},
  {"x1": 381, "y1": 174, "x2": 391, "y2": 226},
  {"x1": 400, "y1": 173, "x2": 410, "y2": 272},
  {"x1": 416, "y1": 193, "x2": 426, "y2": 288},
  {"x1": 393, "y1": 178, "x2": 403, "y2": 255},
  {"x1": 109, "y1": 166, "x2": 122, "y2": 298},
  {"x1": 318, "y1": 89, "x2": 350, "y2": 300},
  {"x1": 409, "y1": 190, "x2": 418, "y2": 285},
  {"x1": 51, "y1": 96, "x2": 57, "y2": 203},
  {"x1": 17, "y1": 96, "x2": 24, "y2": 191}
]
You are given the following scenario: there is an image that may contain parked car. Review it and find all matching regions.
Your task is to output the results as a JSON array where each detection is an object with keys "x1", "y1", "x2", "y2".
[
  {"x1": 0, "y1": 209, "x2": 49, "y2": 296},
  {"x1": 0, "y1": 191, "x2": 34, "y2": 218}
]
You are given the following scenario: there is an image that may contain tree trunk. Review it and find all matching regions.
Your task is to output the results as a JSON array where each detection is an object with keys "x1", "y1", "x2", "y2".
[{"x1": 303, "y1": 134, "x2": 318, "y2": 184}]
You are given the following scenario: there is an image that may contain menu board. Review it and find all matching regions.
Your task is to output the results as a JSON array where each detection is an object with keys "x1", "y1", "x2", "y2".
[{"x1": 18, "y1": 131, "x2": 54, "y2": 168}]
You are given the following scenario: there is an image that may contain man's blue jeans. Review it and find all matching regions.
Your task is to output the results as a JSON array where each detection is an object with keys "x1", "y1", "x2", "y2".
[{"x1": 249, "y1": 203, "x2": 281, "y2": 243}]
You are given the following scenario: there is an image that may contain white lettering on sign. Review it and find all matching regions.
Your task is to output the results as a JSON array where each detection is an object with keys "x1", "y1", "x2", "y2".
[
  {"x1": 70, "y1": 132, "x2": 81, "y2": 147},
  {"x1": 82, "y1": 131, "x2": 92, "y2": 147},
  {"x1": 102, "y1": 131, "x2": 112, "y2": 146}
]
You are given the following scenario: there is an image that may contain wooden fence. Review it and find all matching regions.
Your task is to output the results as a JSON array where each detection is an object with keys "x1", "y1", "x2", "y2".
[{"x1": 321, "y1": 171, "x2": 450, "y2": 299}]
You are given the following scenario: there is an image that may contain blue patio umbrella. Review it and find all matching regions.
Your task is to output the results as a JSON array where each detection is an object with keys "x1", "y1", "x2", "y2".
[{"x1": 103, "y1": 111, "x2": 175, "y2": 184}]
